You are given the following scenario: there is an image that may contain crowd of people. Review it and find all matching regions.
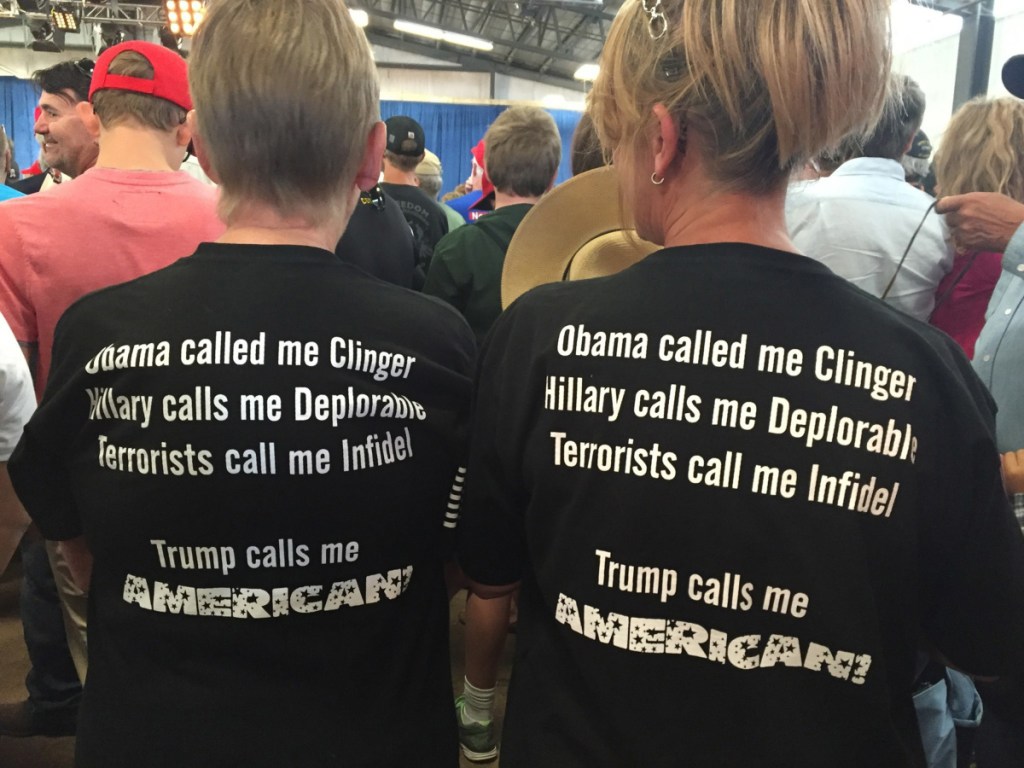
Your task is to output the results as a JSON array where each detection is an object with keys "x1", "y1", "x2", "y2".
[{"x1": 0, "y1": 0, "x2": 1022, "y2": 766}]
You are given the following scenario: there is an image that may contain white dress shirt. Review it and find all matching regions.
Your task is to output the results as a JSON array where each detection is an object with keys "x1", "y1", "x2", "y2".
[{"x1": 786, "y1": 157, "x2": 953, "y2": 322}]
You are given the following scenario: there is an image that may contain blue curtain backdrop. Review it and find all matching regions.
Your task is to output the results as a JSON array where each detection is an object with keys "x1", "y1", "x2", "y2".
[
  {"x1": 382, "y1": 101, "x2": 581, "y2": 195},
  {"x1": 1, "y1": 77, "x2": 40, "y2": 175},
  {"x1": 0, "y1": 78, "x2": 579, "y2": 188}
]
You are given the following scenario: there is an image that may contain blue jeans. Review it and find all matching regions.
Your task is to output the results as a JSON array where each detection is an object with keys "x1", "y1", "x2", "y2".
[{"x1": 19, "y1": 537, "x2": 81, "y2": 716}]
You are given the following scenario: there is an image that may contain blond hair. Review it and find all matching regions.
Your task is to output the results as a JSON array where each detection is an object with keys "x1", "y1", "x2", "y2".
[
  {"x1": 590, "y1": 0, "x2": 890, "y2": 194},
  {"x1": 934, "y1": 97, "x2": 1024, "y2": 201},
  {"x1": 189, "y1": 0, "x2": 379, "y2": 223},
  {"x1": 483, "y1": 106, "x2": 561, "y2": 197},
  {"x1": 92, "y1": 51, "x2": 188, "y2": 132}
]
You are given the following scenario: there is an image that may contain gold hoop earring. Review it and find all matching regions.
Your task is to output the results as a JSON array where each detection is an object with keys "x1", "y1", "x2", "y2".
[{"x1": 651, "y1": 172, "x2": 665, "y2": 186}]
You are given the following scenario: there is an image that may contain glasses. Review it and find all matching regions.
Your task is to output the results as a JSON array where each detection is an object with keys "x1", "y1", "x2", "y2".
[{"x1": 72, "y1": 58, "x2": 95, "y2": 80}]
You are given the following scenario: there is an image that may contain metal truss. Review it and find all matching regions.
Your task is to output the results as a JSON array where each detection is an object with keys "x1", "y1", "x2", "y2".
[
  {"x1": 10, "y1": 1, "x2": 166, "y2": 27},
  {"x1": 361, "y1": 0, "x2": 618, "y2": 82},
  {"x1": 81, "y1": 2, "x2": 166, "y2": 27}
]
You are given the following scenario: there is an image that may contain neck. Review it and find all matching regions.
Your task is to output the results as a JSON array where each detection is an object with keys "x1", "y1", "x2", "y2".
[
  {"x1": 218, "y1": 199, "x2": 351, "y2": 252},
  {"x1": 95, "y1": 124, "x2": 183, "y2": 172},
  {"x1": 63, "y1": 146, "x2": 98, "y2": 179},
  {"x1": 659, "y1": 174, "x2": 795, "y2": 253},
  {"x1": 382, "y1": 166, "x2": 417, "y2": 186},
  {"x1": 493, "y1": 190, "x2": 540, "y2": 209}
]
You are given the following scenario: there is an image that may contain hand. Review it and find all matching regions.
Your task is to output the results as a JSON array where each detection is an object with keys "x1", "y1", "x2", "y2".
[
  {"x1": 1001, "y1": 449, "x2": 1024, "y2": 496},
  {"x1": 936, "y1": 192, "x2": 1024, "y2": 253}
]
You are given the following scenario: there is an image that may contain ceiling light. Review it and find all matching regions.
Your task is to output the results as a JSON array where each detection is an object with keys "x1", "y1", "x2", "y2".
[
  {"x1": 442, "y1": 31, "x2": 494, "y2": 51},
  {"x1": 574, "y1": 63, "x2": 599, "y2": 81},
  {"x1": 393, "y1": 19, "x2": 493, "y2": 51},
  {"x1": 350, "y1": 9, "x2": 369, "y2": 28},
  {"x1": 394, "y1": 20, "x2": 443, "y2": 40}
]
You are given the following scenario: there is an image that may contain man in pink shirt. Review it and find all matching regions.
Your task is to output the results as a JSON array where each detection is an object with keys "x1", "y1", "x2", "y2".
[
  {"x1": 0, "y1": 42, "x2": 223, "y2": 396},
  {"x1": 0, "y1": 40, "x2": 223, "y2": 731}
]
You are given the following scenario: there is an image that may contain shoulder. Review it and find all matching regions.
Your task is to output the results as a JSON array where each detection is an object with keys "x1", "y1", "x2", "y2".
[
  {"x1": 0, "y1": 188, "x2": 70, "y2": 253},
  {"x1": 435, "y1": 220, "x2": 486, "y2": 253}
]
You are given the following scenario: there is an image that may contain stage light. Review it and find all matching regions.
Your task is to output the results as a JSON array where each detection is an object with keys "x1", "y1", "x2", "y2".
[
  {"x1": 350, "y1": 9, "x2": 369, "y2": 27},
  {"x1": 29, "y1": 19, "x2": 63, "y2": 52},
  {"x1": 164, "y1": 0, "x2": 204, "y2": 37},
  {"x1": 50, "y1": 3, "x2": 80, "y2": 32}
]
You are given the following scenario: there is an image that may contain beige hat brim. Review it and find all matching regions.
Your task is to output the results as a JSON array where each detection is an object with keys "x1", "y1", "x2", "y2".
[{"x1": 501, "y1": 166, "x2": 659, "y2": 309}]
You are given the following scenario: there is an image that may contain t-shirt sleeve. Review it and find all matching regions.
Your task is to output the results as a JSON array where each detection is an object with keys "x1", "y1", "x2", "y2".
[
  {"x1": 7, "y1": 308, "x2": 86, "y2": 540},
  {"x1": 917, "y1": 342, "x2": 1024, "y2": 677},
  {"x1": 457, "y1": 308, "x2": 530, "y2": 586},
  {"x1": 0, "y1": 314, "x2": 34, "y2": 460},
  {"x1": 425, "y1": 307, "x2": 476, "y2": 558},
  {"x1": 0, "y1": 208, "x2": 38, "y2": 345}
]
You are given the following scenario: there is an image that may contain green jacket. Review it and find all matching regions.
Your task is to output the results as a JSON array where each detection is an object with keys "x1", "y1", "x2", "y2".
[{"x1": 422, "y1": 203, "x2": 532, "y2": 343}]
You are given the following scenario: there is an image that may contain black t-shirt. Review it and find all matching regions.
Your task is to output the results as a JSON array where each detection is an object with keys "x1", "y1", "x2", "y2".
[
  {"x1": 11, "y1": 243, "x2": 475, "y2": 768},
  {"x1": 380, "y1": 182, "x2": 449, "y2": 273},
  {"x1": 458, "y1": 243, "x2": 1024, "y2": 768},
  {"x1": 336, "y1": 185, "x2": 418, "y2": 289}
]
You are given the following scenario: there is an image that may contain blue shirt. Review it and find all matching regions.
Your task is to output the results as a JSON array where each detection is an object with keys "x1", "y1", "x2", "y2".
[{"x1": 973, "y1": 225, "x2": 1024, "y2": 452}]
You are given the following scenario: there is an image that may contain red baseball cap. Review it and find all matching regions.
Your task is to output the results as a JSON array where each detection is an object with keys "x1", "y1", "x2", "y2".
[
  {"x1": 470, "y1": 139, "x2": 495, "y2": 199},
  {"x1": 89, "y1": 41, "x2": 192, "y2": 111}
]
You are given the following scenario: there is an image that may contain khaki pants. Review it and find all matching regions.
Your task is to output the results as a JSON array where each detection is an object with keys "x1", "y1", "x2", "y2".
[{"x1": 44, "y1": 540, "x2": 87, "y2": 683}]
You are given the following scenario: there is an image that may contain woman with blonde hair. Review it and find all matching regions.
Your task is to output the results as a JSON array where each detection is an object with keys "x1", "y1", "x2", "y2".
[
  {"x1": 930, "y1": 97, "x2": 1024, "y2": 357},
  {"x1": 456, "y1": 1, "x2": 1024, "y2": 766}
]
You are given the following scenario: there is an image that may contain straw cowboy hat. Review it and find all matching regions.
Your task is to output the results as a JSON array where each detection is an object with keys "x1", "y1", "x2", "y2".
[{"x1": 501, "y1": 166, "x2": 659, "y2": 308}]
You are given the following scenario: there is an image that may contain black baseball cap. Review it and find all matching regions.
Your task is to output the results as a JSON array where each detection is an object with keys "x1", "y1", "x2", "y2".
[
  {"x1": 385, "y1": 116, "x2": 425, "y2": 157},
  {"x1": 907, "y1": 129, "x2": 931, "y2": 160},
  {"x1": 1003, "y1": 55, "x2": 1024, "y2": 98}
]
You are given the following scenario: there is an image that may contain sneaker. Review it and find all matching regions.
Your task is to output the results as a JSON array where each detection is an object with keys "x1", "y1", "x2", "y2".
[{"x1": 455, "y1": 695, "x2": 498, "y2": 762}]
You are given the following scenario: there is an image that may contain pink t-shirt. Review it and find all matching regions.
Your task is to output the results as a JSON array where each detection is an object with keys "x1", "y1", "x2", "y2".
[
  {"x1": 0, "y1": 167, "x2": 224, "y2": 398},
  {"x1": 929, "y1": 250, "x2": 1003, "y2": 360}
]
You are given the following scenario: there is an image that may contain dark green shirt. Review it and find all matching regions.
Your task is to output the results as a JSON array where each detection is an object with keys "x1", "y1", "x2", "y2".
[{"x1": 422, "y1": 203, "x2": 532, "y2": 343}]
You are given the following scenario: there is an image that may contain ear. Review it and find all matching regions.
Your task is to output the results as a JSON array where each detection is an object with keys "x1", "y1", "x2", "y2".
[
  {"x1": 174, "y1": 117, "x2": 192, "y2": 150},
  {"x1": 186, "y1": 111, "x2": 221, "y2": 184},
  {"x1": 355, "y1": 120, "x2": 386, "y2": 192},
  {"x1": 650, "y1": 103, "x2": 683, "y2": 181},
  {"x1": 74, "y1": 101, "x2": 101, "y2": 139}
]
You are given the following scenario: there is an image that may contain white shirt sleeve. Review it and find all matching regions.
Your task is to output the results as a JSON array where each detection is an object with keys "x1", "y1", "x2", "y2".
[{"x1": 0, "y1": 314, "x2": 34, "y2": 461}]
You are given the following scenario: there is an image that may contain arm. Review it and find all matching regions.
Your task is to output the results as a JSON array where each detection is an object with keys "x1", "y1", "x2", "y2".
[
  {"x1": 1002, "y1": 449, "x2": 1024, "y2": 535},
  {"x1": 936, "y1": 192, "x2": 1024, "y2": 254},
  {"x1": 466, "y1": 577, "x2": 520, "y2": 600}
]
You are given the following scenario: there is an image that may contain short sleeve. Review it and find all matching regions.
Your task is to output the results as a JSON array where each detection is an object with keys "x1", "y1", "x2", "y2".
[
  {"x1": 0, "y1": 314, "x2": 34, "y2": 460},
  {"x1": 0, "y1": 207, "x2": 38, "y2": 345}
]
